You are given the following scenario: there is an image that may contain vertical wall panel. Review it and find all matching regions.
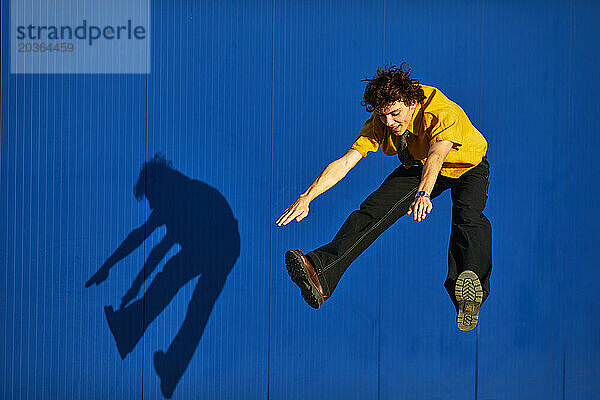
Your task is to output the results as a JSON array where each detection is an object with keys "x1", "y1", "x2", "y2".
[
  {"x1": 271, "y1": 1, "x2": 384, "y2": 399},
  {"x1": 381, "y1": 1, "x2": 482, "y2": 398},
  {"x1": 565, "y1": 0, "x2": 600, "y2": 397},
  {"x1": 1, "y1": 25, "x2": 148, "y2": 400},
  {"x1": 478, "y1": 1, "x2": 569, "y2": 398},
  {"x1": 141, "y1": 0, "x2": 272, "y2": 398}
]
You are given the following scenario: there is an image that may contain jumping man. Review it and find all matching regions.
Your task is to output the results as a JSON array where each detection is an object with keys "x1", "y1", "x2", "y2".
[{"x1": 276, "y1": 63, "x2": 491, "y2": 331}]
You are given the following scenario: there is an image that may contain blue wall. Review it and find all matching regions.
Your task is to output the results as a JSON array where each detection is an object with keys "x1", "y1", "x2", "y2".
[{"x1": 1, "y1": 0, "x2": 599, "y2": 399}]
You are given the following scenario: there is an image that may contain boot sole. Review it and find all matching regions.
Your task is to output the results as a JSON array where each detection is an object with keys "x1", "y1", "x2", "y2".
[
  {"x1": 285, "y1": 250, "x2": 324, "y2": 309},
  {"x1": 455, "y1": 270, "x2": 483, "y2": 331}
]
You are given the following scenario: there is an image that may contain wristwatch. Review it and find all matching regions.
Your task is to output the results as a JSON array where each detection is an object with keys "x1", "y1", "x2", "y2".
[{"x1": 415, "y1": 191, "x2": 430, "y2": 199}]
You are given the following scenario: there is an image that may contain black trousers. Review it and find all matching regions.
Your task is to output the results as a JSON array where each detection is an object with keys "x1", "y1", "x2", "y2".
[{"x1": 307, "y1": 157, "x2": 492, "y2": 307}]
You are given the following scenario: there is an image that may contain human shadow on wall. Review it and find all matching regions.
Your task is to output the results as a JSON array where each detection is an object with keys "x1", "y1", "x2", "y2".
[{"x1": 85, "y1": 153, "x2": 240, "y2": 398}]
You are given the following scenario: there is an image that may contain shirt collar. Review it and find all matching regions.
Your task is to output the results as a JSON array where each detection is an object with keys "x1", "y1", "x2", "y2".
[{"x1": 407, "y1": 100, "x2": 423, "y2": 133}]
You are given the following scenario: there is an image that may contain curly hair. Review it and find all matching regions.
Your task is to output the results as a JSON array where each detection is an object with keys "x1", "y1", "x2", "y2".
[{"x1": 361, "y1": 62, "x2": 426, "y2": 112}]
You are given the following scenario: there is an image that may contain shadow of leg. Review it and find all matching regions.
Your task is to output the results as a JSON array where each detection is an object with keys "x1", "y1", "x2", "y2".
[
  {"x1": 154, "y1": 272, "x2": 228, "y2": 398},
  {"x1": 121, "y1": 235, "x2": 174, "y2": 308},
  {"x1": 105, "y1": 251, "x2": 198, "y2": 359}
]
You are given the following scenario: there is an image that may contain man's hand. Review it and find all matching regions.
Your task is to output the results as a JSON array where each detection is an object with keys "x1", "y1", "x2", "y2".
[
  {"x1": 275, "y1": 149, "x2": 362, "y2": 227},
  {"x1": 276, "y1": 196, "x2": 310, "y2": 226},
  {"x1": 406, "y1": 139, "x2": 453, "y2": 223},
  {"x1": 407, "y1": 196, "x2": 433, "y2": 222}
]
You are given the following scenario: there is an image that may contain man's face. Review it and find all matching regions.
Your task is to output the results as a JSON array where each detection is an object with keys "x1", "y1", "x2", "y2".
[{"x1": 376, "y1": 100, "x2": 417, "y2": 136}]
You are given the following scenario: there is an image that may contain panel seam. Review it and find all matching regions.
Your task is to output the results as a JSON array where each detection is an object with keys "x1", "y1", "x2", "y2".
[
  {"x1": 267, "y1": 0, "x2": 275, "y2": 398},
  {"x1": 475, "y1": 1, "x2": 484, "y2": 398},
  {"x1": 563, "y1": 0, "x2": 573, "y2": 398},
  {"x1": 379, "y1": 1, "x2": 386, "y2": 399}
]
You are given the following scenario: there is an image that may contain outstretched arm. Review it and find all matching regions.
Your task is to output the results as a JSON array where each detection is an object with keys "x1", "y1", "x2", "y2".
[
  {"x1": 85, "y1": 211, "x2": 162, "y2": 287},
  {"x1": 406, "y1": 140, "x2": 454, "y2": 222},
  {"x1": 276, "y1": 148, "x2": 363, "y2": 226},
  {"x1": 120, "y1": 233, "x2": 175, "y2": 307}
]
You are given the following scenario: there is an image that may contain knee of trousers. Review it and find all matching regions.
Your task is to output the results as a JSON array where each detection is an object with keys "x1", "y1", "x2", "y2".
[
  {"x1": 451, "y1": 205, "x2": 488, "y2": 226},
  {"x1": 351, "y1": 204, "x2": 386, "y2": 224}
]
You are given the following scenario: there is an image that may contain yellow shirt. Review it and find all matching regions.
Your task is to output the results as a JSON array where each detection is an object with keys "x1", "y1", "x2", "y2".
[{"x1": 351, "y1": 85, "x2": 487, "y2": 178}]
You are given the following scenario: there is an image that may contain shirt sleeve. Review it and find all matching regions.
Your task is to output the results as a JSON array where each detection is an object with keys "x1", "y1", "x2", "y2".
[
  {"x1": 350, "y1": 113, "x2": 384, "y2": 157},
  {"x1": 428, "y1": 112, "x2": 464, "y2": 149}
]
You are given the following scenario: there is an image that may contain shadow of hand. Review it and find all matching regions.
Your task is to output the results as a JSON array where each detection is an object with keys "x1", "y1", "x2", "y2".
[{"x1": 85, "y1": 266, "x2": 109, "y2": 288}]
